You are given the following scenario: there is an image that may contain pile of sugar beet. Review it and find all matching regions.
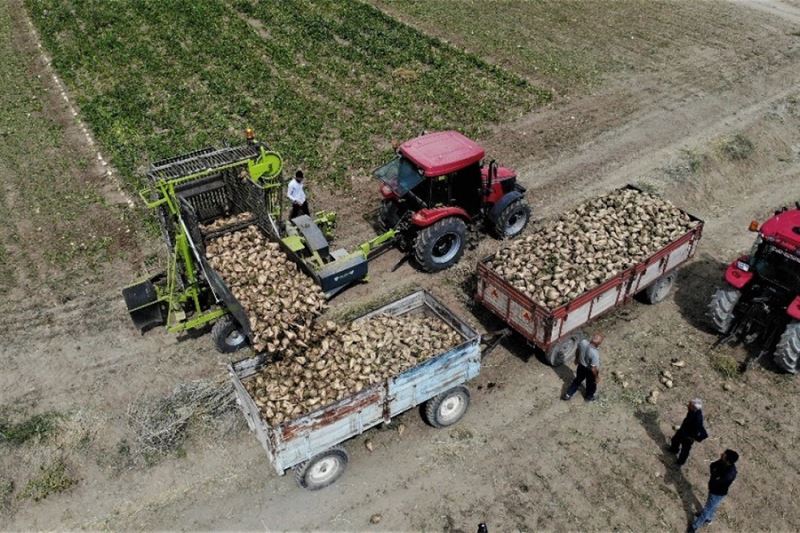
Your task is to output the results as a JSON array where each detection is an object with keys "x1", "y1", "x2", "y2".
[
  {"x1": 487, "y1": 188, "x2": 698, "y2": 309},
  {"x1": 202, "y1": 215, "x2": 462, "y2": 426}
]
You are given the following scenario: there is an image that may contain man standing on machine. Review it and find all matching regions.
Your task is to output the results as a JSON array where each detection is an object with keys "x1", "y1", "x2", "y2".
[{"x1": 287, "y1": 169, "x2": 310, "y2": 219}]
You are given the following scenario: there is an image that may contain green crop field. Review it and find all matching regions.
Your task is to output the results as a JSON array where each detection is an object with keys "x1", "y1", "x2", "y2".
[
  {"x1": 372, "y1": 0, "x2": 750, "y2": 92},
  {"x1": 25, "y1": 0, "x2": 549, "y2": 188}
]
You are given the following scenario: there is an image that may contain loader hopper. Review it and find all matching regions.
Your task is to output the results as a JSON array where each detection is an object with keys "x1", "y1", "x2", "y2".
[{"x1": 122, "y1": 277, "x2": 165, "y2": 332}]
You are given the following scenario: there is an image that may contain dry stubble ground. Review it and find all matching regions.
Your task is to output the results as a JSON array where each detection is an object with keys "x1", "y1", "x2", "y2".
[{"x1": 2, "y1": 0, "x2": 800, "y2": 531}]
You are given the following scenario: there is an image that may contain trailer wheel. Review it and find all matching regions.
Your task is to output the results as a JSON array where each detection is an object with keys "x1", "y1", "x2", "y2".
[
  {"x1": 424, "y1": 386, "x2": 470, "y2": 428},
  {"x1": 211, "y1": 315, "x2": 247, "y2": 353},
  {"x1": 545, "y1": 332, "x2": 587, "y2": 366},
  {"x1": 294, "y1": 447, "x2": 349, "y2": 490},
  {"x1": 643, "y1": 273, "x2": 675, "y2": 304},
  {"x1": 708, "y1": 287, "x2": 741, "y2": 334},
  {"x1": 774, "y1": 321, "x2": 800, "y2": 374},
  {"x1": 495, "y1": 199, "x2": 531, "y2": 239},
  {"x1": 414, "y1": 217, "x2": 467, "y2": 272}
]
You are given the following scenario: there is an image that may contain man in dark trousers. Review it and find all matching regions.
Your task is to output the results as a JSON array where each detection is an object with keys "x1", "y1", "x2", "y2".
[
  {"x1": 562, "y1": 333, "x2": 603, "y2": 402},
  {"x1": 688, "y1": 449, "x2": 739, "y2": 532},
  {"x1": 287, "y1": 169, "x2": 310, "y2": 220},
  {"x1": 669, "y1": 398, "x2": 708, "y2": 466}
]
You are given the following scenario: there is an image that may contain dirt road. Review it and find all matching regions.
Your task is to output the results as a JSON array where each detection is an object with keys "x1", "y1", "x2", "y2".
[{"x1": 3, "y1": 1, "x2": 800, "y2": 531}]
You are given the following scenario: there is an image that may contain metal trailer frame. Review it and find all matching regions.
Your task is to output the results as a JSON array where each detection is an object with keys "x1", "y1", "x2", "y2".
[
  {"x1": 476, "y1": 185, "x2": 705, "y2": 353},
  {"x1": 228, "y1": 290, "x2": 481, "y2": 477}
]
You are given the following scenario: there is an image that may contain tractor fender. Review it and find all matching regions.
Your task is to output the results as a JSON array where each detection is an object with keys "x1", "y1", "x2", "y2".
[
  {"x1": 411, "y1": 207, "x2": 470, "y2": 227},
  {"x1": 788, "y1": 295, "x2": 800, "y2": 321},
  {"x1": 724, "y1": 257, "x2": 754, "y2": 289},
  {"x1": 488, "y1": 191, "x2": 524, "y2": 223}
]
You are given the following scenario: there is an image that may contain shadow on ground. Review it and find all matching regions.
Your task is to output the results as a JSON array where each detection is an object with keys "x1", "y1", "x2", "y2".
[{"x1": 635, "y1": 408, "x2": 702, "y2": 524}]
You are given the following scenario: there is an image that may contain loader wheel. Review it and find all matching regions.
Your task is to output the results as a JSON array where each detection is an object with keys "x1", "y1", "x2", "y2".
[
  {"x1": 211, "y1": 315, "x2": 247, "y2": 353},
  {"x1": 378, "y1": 200, "x2": 400, "y2": 232},
  {"x1": 414, "y1": 217, "x2": 467, "y2": 272},
  {"x1": 708, "y1": 287, "x2": 741, "y2": 335},
  {"x1": 294, "y1": 447, "x2": 349, "y2": 490},
  {"x1": 545, "y1": 331, "x2": 587, "y2": 366},
  {"x1": 424, "y1": 386, "x2": 470, "y2": 428},
  {"x1": 495, "y1": 199, "x2": 531, "y2": 239},
  {"x1": 774, "y1": 321, "x2": 800, "y2": 374},
  {"x1": 643, "y1": 273, "x2": 675, "y2": 304}
]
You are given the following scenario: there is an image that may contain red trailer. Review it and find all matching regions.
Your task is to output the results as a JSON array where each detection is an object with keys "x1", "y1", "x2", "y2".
[{"x1": 476, "y1": 192, "x2": 704, "y2": 366}]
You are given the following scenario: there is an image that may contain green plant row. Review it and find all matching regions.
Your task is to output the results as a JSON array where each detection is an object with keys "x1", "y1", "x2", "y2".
[{"x1": 25, "y1": 0, "x2": 549, "y2": 189}]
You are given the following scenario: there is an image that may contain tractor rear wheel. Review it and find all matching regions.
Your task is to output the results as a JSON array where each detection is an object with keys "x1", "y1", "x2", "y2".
[
  {"x1": 643, "y1": 273, "x2": 675, "y2": 304},
  {"x1": 414, "y1": 217, "x2": 467, "y2": 272},
  {"x1": 774, "y1": 321, "x2": 800, "y2": 374},
  {"x1": 495, "y1": 199, "x2": 531, "y2": 239},
  {"x1": 545, "y1": 331, "x2": 587, "y2": 366},
  {"x1": 708, "y1": 287, "x2": 741, "y2": 334},
  {"x1": 211, "y1": 315, "x2": 247, "y2": 353}
]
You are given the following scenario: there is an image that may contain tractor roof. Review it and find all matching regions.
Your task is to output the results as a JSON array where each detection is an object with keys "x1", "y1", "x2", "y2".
[
  {"x1": 399, "y1": 131, "x2": 485, "y2": 177},
  {"x1": 760, "y1": 208, "x2": 800, "y2": 251}
]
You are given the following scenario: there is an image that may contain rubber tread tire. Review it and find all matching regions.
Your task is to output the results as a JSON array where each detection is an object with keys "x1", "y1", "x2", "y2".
[
  {"x1": 294, "y1": 447, "x2": 349, "y2": 490},
  {"x1": 378, "y1": 200, "x2": 400, "y2": 232},
  {"x1": 211, "y1": 315, "x2": 247, "y2": 353},
  {"x1": 774, "y1": 321, "x2": 800, "y2": 374},
  {"x1": 643, "y1": 273, "x2": 675, "y2": 304},
  {"x1": 413, "y1": 217, "x2": 467, "y2": 272},
  {"x1": 424, "y1": 386, "x2": 471, "y2": 428},
  {"x1": 495, "y1": 199, "x2": 532, "y2": 239},
  {"x1": 708, "y1": 287, "x2": 741, "y2": 335},
  {"x1": 545, "y1": 331, "x2": 587, "y2": 367}
]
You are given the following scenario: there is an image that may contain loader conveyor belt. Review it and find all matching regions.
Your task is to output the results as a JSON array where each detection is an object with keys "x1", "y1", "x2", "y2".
[{"x1": 148, "y1": 144, "x2": 262, "y2": 181}]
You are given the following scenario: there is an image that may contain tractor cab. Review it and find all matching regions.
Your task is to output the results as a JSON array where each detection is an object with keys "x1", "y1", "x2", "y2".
[
  {"x1": 374, "y1": 131, "x2": 531, "y2": 272},
  {"x1": 709, "y1": 204, "x2": 800, "y2": 373}
]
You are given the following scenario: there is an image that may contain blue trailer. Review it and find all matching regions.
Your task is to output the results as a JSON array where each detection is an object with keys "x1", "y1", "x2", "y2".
[{"x1": 229, "y1": 290, "x2": 482, "y2": 490}]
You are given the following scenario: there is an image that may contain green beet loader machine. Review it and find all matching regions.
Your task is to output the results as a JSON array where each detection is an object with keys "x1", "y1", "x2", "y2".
[{"x1": 123, "y1": 132, "x2": 370, "y2": 352}]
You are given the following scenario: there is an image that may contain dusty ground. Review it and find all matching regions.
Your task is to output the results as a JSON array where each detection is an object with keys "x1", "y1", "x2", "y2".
[{"x1": 3, "y1": 0, "x2": 800, "y2": 531}]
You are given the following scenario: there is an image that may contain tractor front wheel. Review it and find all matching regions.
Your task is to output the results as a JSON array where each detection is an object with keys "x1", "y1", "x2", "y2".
[
  {"x1": 708, "y1": 287, "x2": 741, "y2": 334},
  {"x1": 414, "y1": 217, "x2": 467, "y2": 272},
  {"x1": 211, "y1": 315, "x2": 247, "y2": 353},
  {"x1": 378, "y1": 200, "x2": 401, "y2": 232},
  {"x1": 774, "y1": 321, "x2": 800, "y2": 374},
  {"x1": 495, "y1": 199, "x2": 531, "y2": 239}
]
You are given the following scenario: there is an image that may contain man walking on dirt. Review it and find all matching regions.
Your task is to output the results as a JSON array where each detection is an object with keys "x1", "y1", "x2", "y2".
[
  {"x1": 669, "y1": 398, "x2": 708, "y2": 466},
  {"x1": 287, "y1": 169, "x2": 310, "y2": 220},
  {"x1": 562, "y1": 333, "x2": 603, "y2": 402},
  {"x1": 688, "y1": 449, "x2": 738, "y2": 532}
]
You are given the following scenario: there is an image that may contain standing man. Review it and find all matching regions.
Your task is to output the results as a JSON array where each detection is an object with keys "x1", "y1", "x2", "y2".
[
  {"x1": 287, "y1": 169, "x2": 310, "y2": 220},
  {"x1": 562, "y1": 333, "x2": 603, "y2": 402},
  {"x1": 688, "y1": 449, "x2": 739, "y2": 532},
  {"x1": 669, "y1": 398, "x2": 708, "y2": 466}
]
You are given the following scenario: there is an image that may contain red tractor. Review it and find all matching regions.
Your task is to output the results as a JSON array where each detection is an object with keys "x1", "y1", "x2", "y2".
[
  {"x1": 709, "y1": 204, "x2": 800, "y2": 372},
  {"x1": 374, "y1": 130, "x2": 531, "y2": 272}
]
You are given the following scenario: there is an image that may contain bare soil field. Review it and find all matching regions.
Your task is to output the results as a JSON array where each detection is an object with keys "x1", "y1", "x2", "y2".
[{"x1": 3, "y1": 1, "x2": 800, "y2": 531}]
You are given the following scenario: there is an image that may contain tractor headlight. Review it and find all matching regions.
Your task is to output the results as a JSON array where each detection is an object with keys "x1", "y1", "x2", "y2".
[{"x1": 736, "y1": 260, "x2": 750, "y2": 272}]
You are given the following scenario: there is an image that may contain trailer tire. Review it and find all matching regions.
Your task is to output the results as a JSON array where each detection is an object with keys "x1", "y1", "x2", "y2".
[
  {"x1": 545, "y1": 331, "x2": 587, "y2": 367},
  {"x1": 414, "y1": 217, "x2": 467, "y2": 272},
  {"x1": 708, "y1": 287, "x2": 741, "y2": 334},
  {"x1": 774, "y1": 321, "x2": 800, "y2": 374},
  {"x1": 211, "y1": 315, "x2": 247, "y2": 353},
  {"x1": 495, "y1": 199, "x2": 531, "y2": 239},
  {"x1": 643, "y1": 273, "x2": 675, "y2": 304},
  {"x1": 294, "y1": 447, "x2": 349, "y2": 490},
  {"x1": 424, "y1": 386, "x2": 470, "y2": 428}
]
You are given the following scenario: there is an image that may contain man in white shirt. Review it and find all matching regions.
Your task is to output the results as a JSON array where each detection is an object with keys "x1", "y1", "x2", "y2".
[{"x1": 287, "y1": 170, "x2": 309, "y2": 220}]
